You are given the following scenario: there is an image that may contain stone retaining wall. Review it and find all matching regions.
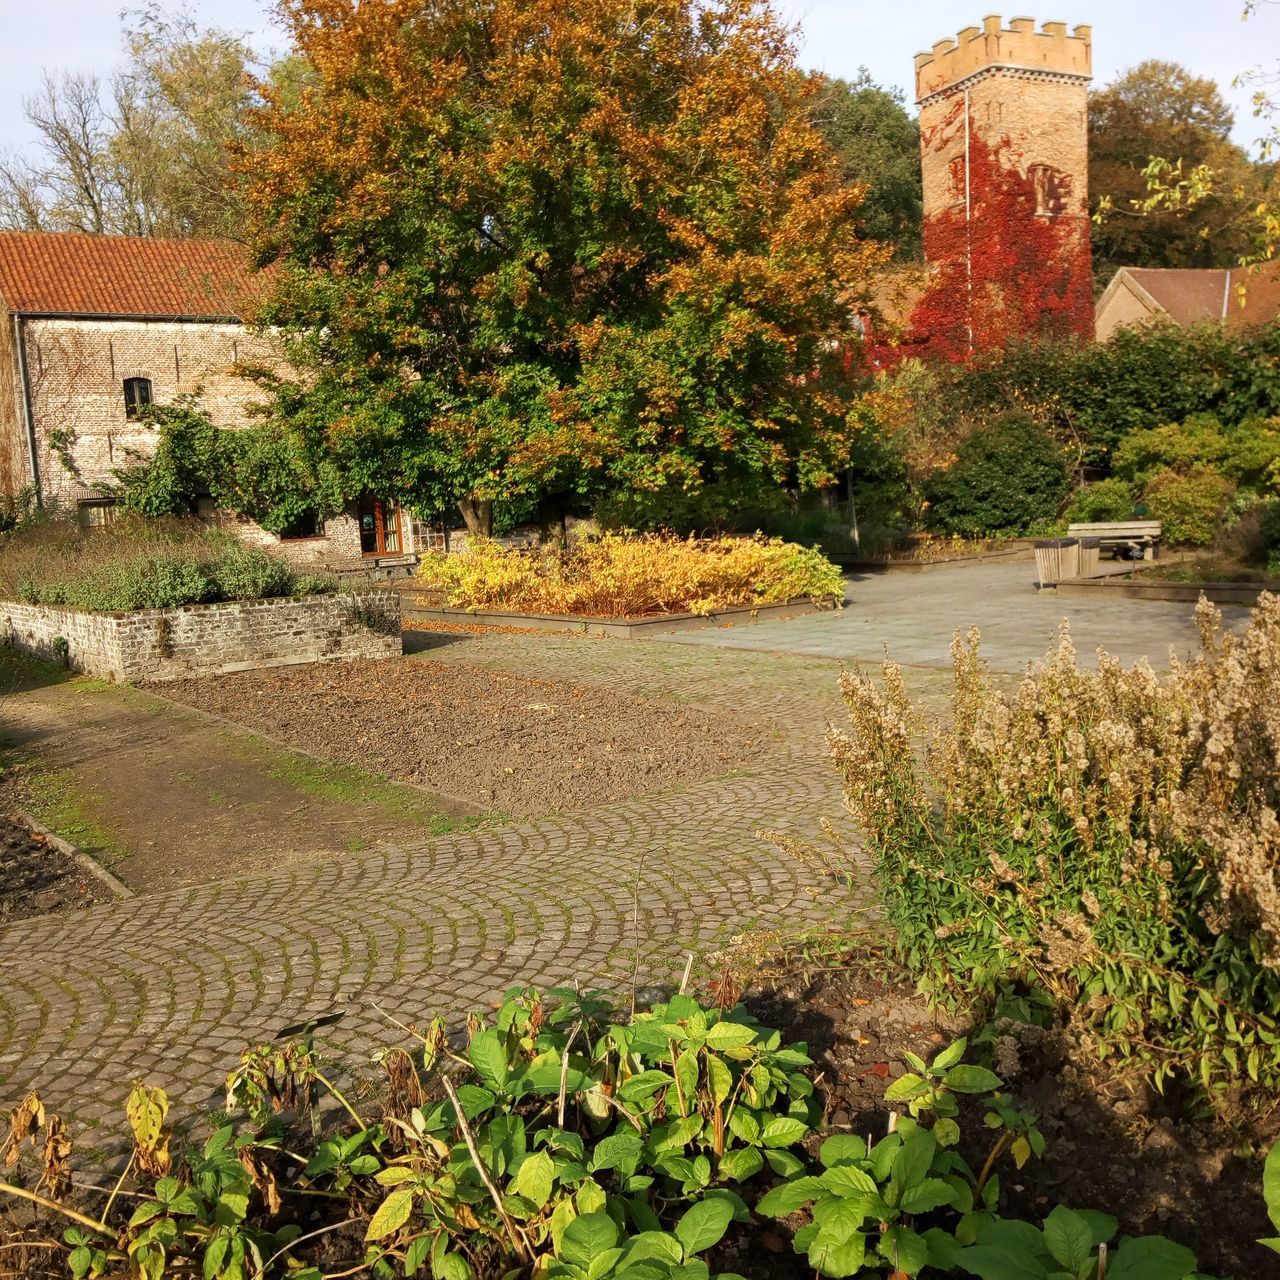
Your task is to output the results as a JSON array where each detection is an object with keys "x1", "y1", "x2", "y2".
[{"x1": 0, "y1": 592, "x2": 401, "y2": 682}]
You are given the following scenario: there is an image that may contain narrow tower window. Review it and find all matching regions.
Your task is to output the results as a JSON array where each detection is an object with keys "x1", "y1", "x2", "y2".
[{"x1": 123, "y1": 377, "x2": 153, "y2": 418}]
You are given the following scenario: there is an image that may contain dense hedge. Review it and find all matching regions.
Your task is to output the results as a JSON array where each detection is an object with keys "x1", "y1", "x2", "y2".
[{"x1": 924, "y1": 415, "x2": 1069, "y2": 537}]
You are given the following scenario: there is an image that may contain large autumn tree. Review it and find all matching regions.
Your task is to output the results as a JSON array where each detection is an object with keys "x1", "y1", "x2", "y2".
[
  {"x1": 242, "y1": 0, "x2": 883, "y2": 534},
  {"x1": 1089, "y1": 60, "x2": 1266, "y2": 280}
]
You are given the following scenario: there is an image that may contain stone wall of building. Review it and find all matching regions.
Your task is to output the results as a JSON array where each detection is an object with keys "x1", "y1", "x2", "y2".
[
  {"x1": 0, "y1": 591, "x2": 401, "y2": 682},
  {"x1": 908, "y1": 16, "x2": 1095, "y2": 357},
  {"x1": 17, "y1": 316, "x2": 280, "y2": 513}
]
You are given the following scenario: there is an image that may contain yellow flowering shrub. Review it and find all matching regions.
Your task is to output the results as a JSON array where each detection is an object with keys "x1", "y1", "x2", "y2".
[
  {"x1": 831, "y1": 596, "x2": 1280, "y2": 1098},
  {"x1": 416, "y1": 533, "x2": 844, "y2": 618}
]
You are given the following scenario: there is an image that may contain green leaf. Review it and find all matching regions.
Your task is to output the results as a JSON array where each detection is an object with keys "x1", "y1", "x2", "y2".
[
  {"x1": 1105, "y1": 1236, "x2": 1199, "y2": 1280},
  {"x1": 617, "y1": 1071, "x2": 673, "y2": 1102},
  {"x1": 878, "y1": 1225, "x2": 931, "y2": 1276},
  {"x1": 717, "y1": 1145, "x2": 763, "y2": 1182},
  {"x1": 884, "y1": 1073, "x2": 929, "y2": 1103},
  {"x1": 755, "y1": 1176, "x2": 826, "y2": 1217},
  {"x1": 954, "y1": 1244, "x2": 1051, "y2": 1280},
  {"x1": 435, "y1": 1252, "x2": 474, "y2": 1280},
  {"x1": 674, "y1": 1198, "x2": 734, "y2": 1257},
  {"x1": 365, "y1": 1186, "x2": 414, "y2": 1242},
  {"x1": 820, "y1": 1165, "x2": 878, "y2": 1197},
  {"x1": 1265, "y1": 1143, "x2": 1280, "y2": 1231},
  {"x1": 705, "y1": 1022, "x2": 757, "y2": 1050},
  {"x1": 1076, "y1": 1210, "x2": 1118, "y2": 1247},
  {"x1": 764, "y1": 1148, "x2": 807, "y2": 1178},
  {"x1": 561, "y1": 1212, "x2": 619, "y2": 1266},
  {"x1": 807, "y1": 1230, "x2": 867, "y2": 1278},
  {"x1": 812, "y1": 1194, "x2": 869, "y2": 1241},
  {"x1": 819, "y1": 1135, "x2": 867, "y2": 1168},
  {"x1": 707, "y1": 1054, "x2": 733, "y2": 1108},
  {"x1": 675, "y1": 1051, "x2": 699, "y2": 1108},
  {"x1": 933, "y1": 1118, "x2": 961, "y2": 1148},
  {"x1": 1042, "y1": 1206, "x2": 1093, "y2": 1274},
  {"x1": 930, "y1": 1038, "x2": 968, "y2": 1071},
  {"x1": 202, "y1": 1235, "x2": 229, "y2": 1280},
  {"x1": 889, "y1": 1129, "x2": 937, "y2": 1193},
  {"x1": 468, "y1": 1029, "x2": 509, "y2": 1094},
  {"x1": 404, "y1": 1235, "x2": 431, "y2": 1277},
  {"x1": 760, "y1": 1116, "x2": 808, "y2": 1148},
  {"x1": 620, "y1": 1231, "x2": 684, "y2": 1266},
  {"x1": 727, "y1": 1109, "x2": 760, "y2": 1145},
  {"x1": 515, "y1": 1150, "x2": 555, "y2": 1208},
  {"x1": 900, "y1": 1178, "x2": 959, "y2": 1215},
  {"x1": 68, "y1": 1246, "x2": 92, "y2": 1280},
  {"x1": 942, "y1": 1065, "x2": 1002, "y2": 1095},
  {"x1": 590, "y1": 1132, "x2": 644, "y2": 1174}
]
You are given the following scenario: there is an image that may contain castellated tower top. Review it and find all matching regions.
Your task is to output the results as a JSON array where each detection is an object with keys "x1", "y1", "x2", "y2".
[{"x1": 914, "y1": 15, "x2": 1091, "y2": 103}]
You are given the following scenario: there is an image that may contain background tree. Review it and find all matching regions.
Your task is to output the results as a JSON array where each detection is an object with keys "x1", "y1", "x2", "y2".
[
  {"x1": 812, "y1": 70, "x2": 922, "y2": 260},
  {"x1": 243, "y1": 0, "x2": 885, "y2": 536},
  {"x1": 1089, "y1": 60, "x2": 1266, "y2": 279},
  {"x1": 0, "y1": 5, "x2": 256, "y2": 239}
]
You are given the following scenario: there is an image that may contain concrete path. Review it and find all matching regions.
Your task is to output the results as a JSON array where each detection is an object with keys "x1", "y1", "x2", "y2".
[
  {"x1": 0, "y1": 561, "x2": 1243, "y2": 1148},
  {"x1": 660, "y1": 557, "x2": 1254, "y2": 670}
]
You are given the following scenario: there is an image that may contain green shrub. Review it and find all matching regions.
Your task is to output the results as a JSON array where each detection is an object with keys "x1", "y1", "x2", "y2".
[
  {"x1": 0, "y1": 516, "x2": 334, "y2": 611},
  {"x1": 1062, "y1": 477, "x2": 1136, "y2": 524},
  {"x1": 924, "y1": 415, "x2": 1069, "y2": 536},
  {"x1": 1142, "y1": 465, "x2": 1236, "y2": 545},
  {"x1": 831, "y1": 598, "x2": 1280, "y2": 1100},
  {"x1": 210, "y1": 543, "x2": 297, "y2": 601},
  {"x1": 1260, "y1": 500, "x2": 1280, "y2": 560}
]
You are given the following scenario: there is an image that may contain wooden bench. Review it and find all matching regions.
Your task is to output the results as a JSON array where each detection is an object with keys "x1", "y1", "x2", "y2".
[{"x1": 1067, "y1": 520, "x2": 1162, "y2": 561}]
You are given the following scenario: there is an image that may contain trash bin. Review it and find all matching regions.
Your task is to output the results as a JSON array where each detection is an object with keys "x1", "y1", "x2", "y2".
[
  {"x1": 1076, "y1": 536, "x2": 1101, "y2": 579},
  {"x1": 1034, "y1": 538, "x2": 1079, "y2": 586}
]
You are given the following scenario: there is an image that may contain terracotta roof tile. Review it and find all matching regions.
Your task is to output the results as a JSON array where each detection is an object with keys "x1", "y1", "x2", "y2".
[
  {"x1": 0, "y1": 231, "x2": 267, "y2": 320},
  {"x1": 1124, "y1": 268, "x2": 1231, "y2": 327}
]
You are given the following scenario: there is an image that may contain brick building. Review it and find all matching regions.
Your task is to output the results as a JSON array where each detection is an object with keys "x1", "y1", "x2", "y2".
[
  {"x1": 907, "y1": 16, "x2": 1096, "y2": 357},
  {"x1": 0, "y1": 231, "x2": 426, "y2": 570}
]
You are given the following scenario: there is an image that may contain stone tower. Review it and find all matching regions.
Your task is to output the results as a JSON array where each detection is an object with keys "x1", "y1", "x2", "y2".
[{"x1": 910, "y1": 16, "x2": 1095, "y2": 356}]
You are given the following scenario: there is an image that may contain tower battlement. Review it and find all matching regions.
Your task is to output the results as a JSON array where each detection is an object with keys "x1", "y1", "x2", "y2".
[{"x1": 914, "y1": 14, "x2": 1091, "y2": 103}]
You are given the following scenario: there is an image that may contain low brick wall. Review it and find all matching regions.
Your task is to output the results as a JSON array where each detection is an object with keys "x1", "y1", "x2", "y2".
[{"x1": 0, "y1": 592, "x2": 401, "y2": 682}]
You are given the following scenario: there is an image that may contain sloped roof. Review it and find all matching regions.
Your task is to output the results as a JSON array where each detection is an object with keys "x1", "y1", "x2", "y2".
[
  {"x1": 1231, "y1": 261, "x2": 1280, "y2": 332},
  {"x1": 0, "y1": 231, "x2": 266, "y2": 320},
  {"x1": 1121, "y1": 268, "x2": 1232, "y2": 328}
]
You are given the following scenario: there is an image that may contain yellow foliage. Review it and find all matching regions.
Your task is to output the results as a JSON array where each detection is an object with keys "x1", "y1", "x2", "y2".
[{"x1": 416, "y1": 533, "x2": 844, "y2": 618}]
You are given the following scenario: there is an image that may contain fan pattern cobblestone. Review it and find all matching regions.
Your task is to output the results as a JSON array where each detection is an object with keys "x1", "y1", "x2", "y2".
[{"x1": 0, "y1": 633, "x2": 881, "y2": 1146}]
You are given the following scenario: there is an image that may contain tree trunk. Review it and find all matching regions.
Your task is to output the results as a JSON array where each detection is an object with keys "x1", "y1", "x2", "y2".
[
  {"x1": 457, "y1": 496, "x2": 493, "y2": 538},
  {"x1": 537, "y1": 493, "x2": 568, "y2": 546}
]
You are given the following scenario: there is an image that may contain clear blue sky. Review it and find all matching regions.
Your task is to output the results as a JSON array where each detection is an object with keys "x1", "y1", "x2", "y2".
[{"x1": 1, "y1": 1, "x2": 1276, "y2": 155}]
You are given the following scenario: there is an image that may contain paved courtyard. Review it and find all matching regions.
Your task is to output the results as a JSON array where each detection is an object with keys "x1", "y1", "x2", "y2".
[{"x1": 0, "y1": 559, "x2": 1253, "y2": 1147}]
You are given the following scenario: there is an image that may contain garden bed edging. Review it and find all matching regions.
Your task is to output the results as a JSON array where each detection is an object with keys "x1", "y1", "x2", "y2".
[
  {"x1": 0, "y1": 591, "x2": 402, "y2": 682},
  {"x1": 1051, "y1": 576, "x2": 1275, "y2": 607},
  {"x1": 403, "y1": 594, "x2": 840, "y2": 637}
]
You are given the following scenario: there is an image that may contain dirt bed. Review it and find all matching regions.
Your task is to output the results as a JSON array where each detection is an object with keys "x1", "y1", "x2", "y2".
[
  {"x1": 155, "y1": 658, "x2": 772, "y2": 816},
  {"x1": 740, "y1": 949, "x2": 1274, "y2": 1280},
  {"x1": 0, "y1": 810, "x2": 110, "y2": 922}
]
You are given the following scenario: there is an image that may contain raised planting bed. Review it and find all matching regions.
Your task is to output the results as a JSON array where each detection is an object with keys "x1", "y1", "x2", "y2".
[
  {"x1": 830, "y1": 541, "x2": 1037, "y2": 572},
  {"x1": 0, "y1": 591, "x2": 402, "y2": 683},
  {"x1": 402, "y1": 594, "x2": 841, "y2": 638},
  {"x1": 1053, "y1": 575, "x2": 1275, "y2": 607}
]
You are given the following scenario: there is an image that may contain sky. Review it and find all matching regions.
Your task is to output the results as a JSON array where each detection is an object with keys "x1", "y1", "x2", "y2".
[{"x1": 0, "y1": 0, "x2": 1276, "y2": 156}]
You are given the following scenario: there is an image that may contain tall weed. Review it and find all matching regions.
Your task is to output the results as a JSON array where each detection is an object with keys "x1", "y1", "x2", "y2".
[{"x1": 831, "y1": 598, "x2": 1280, "y2": 1098}]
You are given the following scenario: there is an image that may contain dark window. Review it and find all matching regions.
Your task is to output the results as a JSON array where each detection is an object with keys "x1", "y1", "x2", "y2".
[
  {"x1": 123, "y1": 377, "x2": 153, "y2": 419},
  {"x1": 77, "y1": 499, "x2": 119, "y2": 529},
  {"x1": 1029, "y1": 164, "x2": 1071, "y2": 217},
  {"x1": 280, "y1": 510, "x2": 324, "y2": 540}
]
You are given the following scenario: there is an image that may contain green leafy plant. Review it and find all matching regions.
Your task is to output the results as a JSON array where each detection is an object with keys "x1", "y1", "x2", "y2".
[{"x1": 830, "y1": 598, "x2": 1280, "y2": 1101}]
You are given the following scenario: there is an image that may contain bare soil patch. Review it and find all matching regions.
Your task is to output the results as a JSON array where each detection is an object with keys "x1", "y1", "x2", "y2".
[
  {"x1": 156, "y1": 657, "x2": 774, "y2": 816},
  {"x1": 0, "y1": 808, "x2": 109, "y2": 922},
  {"x1": 739, "y1": 947, "x2": 1275, "y2": 1280}
]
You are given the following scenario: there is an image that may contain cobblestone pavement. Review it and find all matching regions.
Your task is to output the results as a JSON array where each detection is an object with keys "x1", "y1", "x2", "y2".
[
  {"x1": 3, "y1": 566, "x2": 1222, "y2": 1144},
  {"x1": 1, "y1": 634, "x2": 886, "y2": 1146}
]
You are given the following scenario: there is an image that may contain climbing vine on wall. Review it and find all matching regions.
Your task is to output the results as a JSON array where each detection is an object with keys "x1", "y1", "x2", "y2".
[{"x1": 907, "y1": 134, "x2": 1095, "y2": 363}]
